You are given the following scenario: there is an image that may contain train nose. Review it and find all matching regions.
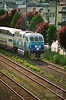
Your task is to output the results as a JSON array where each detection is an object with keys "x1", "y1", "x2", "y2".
[{"x1": 35, "y1": 45, "x2": 41, "y2": 51}]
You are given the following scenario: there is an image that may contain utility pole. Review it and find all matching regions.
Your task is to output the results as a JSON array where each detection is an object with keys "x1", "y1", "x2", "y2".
[
  {"x1": 2, "y1": 0, "x2": 4, "y2": 9},
  {"x1": 26, "y1": 0, "x2": 28, "y2": 14},
  {"x1": 2, "y1": 0, "x2": 6, "y2": 9},
  {"x1": 47, "y1": 8, "x2": 50, "y2": 21},
  {"x1": 55, "y1": 0, "x2": 57, "y2": 26}
]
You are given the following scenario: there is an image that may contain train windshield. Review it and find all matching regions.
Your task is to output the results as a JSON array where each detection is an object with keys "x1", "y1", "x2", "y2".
[
  {"x1": 29, "y1": 36, "x2": 43, "y2": 42},
  {"x1": 35, "y1": 37, "x2": 39, "y2": 41},
  {"x1": 29, "y1": 37, "x2": 34, "y2": 41},
  {"x1": 39, "y1": 37, "x2": 43, "y2": 41}
]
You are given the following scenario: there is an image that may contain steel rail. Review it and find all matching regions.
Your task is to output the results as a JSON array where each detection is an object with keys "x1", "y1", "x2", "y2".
[
  {"x1": 0, "y1": 70, "x2": 40, "y2": 100},
  {"x1": 0, "y1": 54, "x2": 66, "y2": 93},
  {"x1": 0, "y1": 55, "x2": 66, "y2": 100},
  {"x1": 0, "y1": 79, "x2": 25, "y2": 100}
]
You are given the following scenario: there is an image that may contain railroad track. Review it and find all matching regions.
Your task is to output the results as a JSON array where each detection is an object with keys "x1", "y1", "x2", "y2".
[
  {"x1": 0, "y1": 70, "x2": 39, "y2": 100},
  {"x1": 33, "y1": 60, "x2": 66, "y2": 76},
  {"x1": 0, "y1": 54, "x2": 66, "y2": 100},
  {"x1": 31, "y1": 59, "x2": 66, "y2": 90}
]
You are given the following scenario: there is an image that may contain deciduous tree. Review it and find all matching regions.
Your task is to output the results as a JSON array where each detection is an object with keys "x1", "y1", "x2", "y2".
[
  {"x1": 0, "y1": 9, "x2": 17, "y2": 27},
  {"x1": 28, "y1": 14, "x2": 43, "y2": 31},
  {"x1": 10, "y1": 11, "x2": 21, "y2": 27},
  {"x1": 0, "y1": 9, "x2": 6, "y2": 16},
  {"x1": 36, "y1": 22, "x2": 49, "y2": 41},
  {"x1": 15, "y1": 11, "x2": 39, "y2": 30},
  {"x1": 47, "y1": 24, "x2": 57, "y2": 46},
  {"x1": 58, "y1": 26, "x2": 66, "y2": 49}
]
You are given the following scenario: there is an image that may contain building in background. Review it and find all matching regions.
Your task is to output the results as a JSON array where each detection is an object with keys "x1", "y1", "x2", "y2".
[
  {"x1": 59, "y1": 0, "x2": 66, "y2": 5},
  {"x1": 0, "y1": 0, "x2": 66, "y2": 30},
  {"x1": 58, "y1": 0, "x2": 66, "y2": 28}
]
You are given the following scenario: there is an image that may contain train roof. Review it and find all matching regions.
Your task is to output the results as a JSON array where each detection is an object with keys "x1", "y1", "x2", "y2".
[
  {"x1": 0, "y1": 27, "x2": 43, "y2": 37},
  {"x1": 0, "y1": 27, "x2": 22, "y2": 34},
  {"x1": 20, "y1": 31, "x2": 43, "y2": 37}
]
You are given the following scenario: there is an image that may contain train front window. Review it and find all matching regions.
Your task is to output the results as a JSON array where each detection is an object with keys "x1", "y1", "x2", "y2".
[
  {"x1": 35, "y1": 37, "x2": 39, "y2": 41},
  {"x1": 29, "y1": 36, "x2": 43, "y2": 42},
  {"x1": 29, "y1": 37, "x2": 34, "y2": 41},
  {"x1": 39, "y1": 37, "x2": 43, "y2": 41}
]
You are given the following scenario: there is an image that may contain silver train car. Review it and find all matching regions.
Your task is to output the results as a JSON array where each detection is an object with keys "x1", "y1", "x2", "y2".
[{"x1": 0, "y1": 27, "x2": 44, "y2": 59}]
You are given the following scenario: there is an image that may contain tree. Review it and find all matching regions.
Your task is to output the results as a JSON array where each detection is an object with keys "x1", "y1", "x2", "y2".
[
  {"x1": 0, "y1": 9, "x2": 17, "y2": 27},
  {"x1": 36, "y1": 22, "x2": 49, "y2": 42},
  {"x1": 28, "y1": 14, "x2": 43, "y2": 31},
  {"x1": 10, "y1": 11, "x2": 21, "y2": 27},
  {"x1": 58, "y1": 26, "x2": 66, "y2": 49},
  {"x1": 47, "y1": 24, "x2": 57, "y2": 46},
  {"x1": 0, "y1": 9, "x2": 6, "y2": 16},
  {"x1": 15, "y1": 11, "x2": 39, "y2": 30}
]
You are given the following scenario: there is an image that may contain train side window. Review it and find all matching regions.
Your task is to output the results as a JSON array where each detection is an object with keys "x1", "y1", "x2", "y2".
[
  {"x1": 20, "y1": 34, "x2": 22, "y2": 37},
  {"x1": 26, "y1": 37, "x2": 28, "y2": 41},
  {"x1": 7, "y1": 31, "x2": 11, "y2": 35},
  {"x1": 1, "y1": 30, "x2": 6, "y2": 34},
  {"x1": 0, "y1": 30, "x2": 1, "y2": 33},
  {"x1": 12, "y1": 34, "x2": 13, "y2": 36},
  {"x1": 23, "y1": 35, "x2": 25, "y2": 38},
  {"x1": 8, "y1": 39, "x2": 12, "y2": 42},
  {"x1": 53, "y1": 13, "x2": 54, "y2": 17}
]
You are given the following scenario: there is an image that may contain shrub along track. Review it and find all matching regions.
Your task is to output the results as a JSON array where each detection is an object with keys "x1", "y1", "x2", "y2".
[
  {"x1": 0, "y1": 54, "x2": 66, "y2": 100},
  {"x1": 34, "y1": 60, "x2": 66, "y2": 75},
  {"x1": 32, "y1": 59, "x2": 66, "y2": 88}
]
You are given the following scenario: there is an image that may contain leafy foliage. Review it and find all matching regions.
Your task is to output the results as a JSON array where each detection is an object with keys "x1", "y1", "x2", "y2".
[
  {"x1": 10, "y1": 10, "x2": 21, "y2": 27},
  {"x1": 28, "y1": 14, "x2": 43, "y2": 31},
  {"x1": 47, "y1": 24, "x2": 57, "y2": 46},
  {"x1": 58, "y1": 26, "x2": 66, "y2": 49},
  {"x1": 0, "y1": 9, "x2": 17, "y2": 27},
  {"x1": 0, "y1": 9, "x2": 6, "y2": 16},
  {"x1": 44, "y1": 49, "x2": 66, "y2": 68},
  {"x1": 36, "y1": 22, "x2": 49, "y2": 41},
  {"x1": 15, "y1": 11, "x2": 39, "y2": 30}
]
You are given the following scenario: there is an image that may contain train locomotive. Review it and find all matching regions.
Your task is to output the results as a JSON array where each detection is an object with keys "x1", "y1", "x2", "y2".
[{"x1": 0, "y1": 27, "x2": 44, "y2": 59}]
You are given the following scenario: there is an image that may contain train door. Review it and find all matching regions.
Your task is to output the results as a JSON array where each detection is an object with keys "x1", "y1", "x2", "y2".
[
  {"x1": 7, "y1": 37, "x2": 13, "y2": 49},
  {"x1": 22, "y1": 35, "x2": 25, "y2": 49},
  {"x1": 25, "y1": 37, "x2": 29, "y2": 50}
]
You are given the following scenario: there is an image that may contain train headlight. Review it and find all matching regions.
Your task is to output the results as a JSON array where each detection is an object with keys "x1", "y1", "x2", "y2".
[
  {"x1": 36, "y1": 48, "x2": 39, "y2": 50},
  {"x1": 35, "y1": 45, "x2": 41, "y2": 48},
  {"x1": 35, "y1": 45, "x2": 37, "y2": 48},
  {"x1": 35, "y1": 45, "x2": 41, "y2": 50}
]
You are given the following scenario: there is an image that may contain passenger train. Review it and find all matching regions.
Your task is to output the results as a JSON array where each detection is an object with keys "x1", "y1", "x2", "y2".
[{"x1": 0, "y1": 27, "x2": 44, "y2": 59}]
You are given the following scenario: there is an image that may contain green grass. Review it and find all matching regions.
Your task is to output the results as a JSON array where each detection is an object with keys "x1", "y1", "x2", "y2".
[
  {"x1": 0, "y1": 48, "x2": 66, "y2": 73},
  {"x1": 44, "y1": 49, "x2": 66, "y2": 70},
  {"x1": 0, "y1": 49, "x2": 43, "y2": 74}
]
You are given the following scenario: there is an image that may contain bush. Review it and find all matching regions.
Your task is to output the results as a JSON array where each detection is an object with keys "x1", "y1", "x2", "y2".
[
  {"x1": 53, "y1": 55, "x2": 60, "y2": 64},
  {"x1": 60, "y1": 56, "x2": 66, "y2": 66},
  {"x1": 44, "y1": 49, "x2": 66, "y2": 67}
]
